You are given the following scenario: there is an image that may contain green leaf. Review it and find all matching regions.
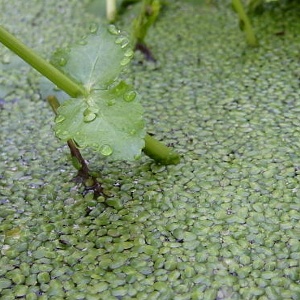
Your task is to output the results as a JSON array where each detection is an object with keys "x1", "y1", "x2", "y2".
[
  {"x1": 54, "y1": 81, "x2": 145, "y2": 160},
  {"x1": 51, "y1": 24, "x2": 133, "y2": 92},
  {"x1": 50, "y1": 24, "x2": 146, "y2": 161}
]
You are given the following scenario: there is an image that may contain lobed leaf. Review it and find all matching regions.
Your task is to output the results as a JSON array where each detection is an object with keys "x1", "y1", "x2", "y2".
[
  {"x1": 54, "y1": 81, "x2": 145, "y2": 161},
  {"x1": 50, "y1": 24, "x2": 146, "y2": 161},
  {"x1": 51, "y1": 24, "x2": 133, "y2": 92}
]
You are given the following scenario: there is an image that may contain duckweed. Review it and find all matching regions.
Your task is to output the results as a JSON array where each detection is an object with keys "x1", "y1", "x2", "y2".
[
  {"x1": 1, "y1": 0, "x2": 300, "y2": 298},
  {"x1": 0, "y1": 278, "x2": 12, "y2": 289}
]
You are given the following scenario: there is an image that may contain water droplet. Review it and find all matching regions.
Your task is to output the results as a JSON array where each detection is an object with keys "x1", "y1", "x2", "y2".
[
  {"x1": 115, "y1": 36, "x2": 129, "y2": 49},
  {"x1": 55, "y1": 115, "x2": 65, "y2": 123},
  {"x1": 58, "y1": 57, "x2": 66, "y2": 66},
  {"x1": 124, "y1": 49, "x2": 134, "y2": 58},
  {"x1": 100, "y1": 144, "x2": 113, "y2": 156},
  {"x1": 108, "y1": 24, "x2": 119, "y2": 35},
  {"x1": 121, "y1": 39, "x2": 129, "y2": 49},
  {"x1": 89, "y1": 23, "x2": 98, "y2": 33},
  {"x1": 123, "y1": 90, "x2": 136, "y2": 102},
  {"x1": 115, "y1": 37, "x2": 124, "y2": 44},
  {"x1": 120, "y1": 57, "x2": 131, "y2": 66},
  {"x1": 84, "y1": 113, "x2": 97, "y2": 122}
]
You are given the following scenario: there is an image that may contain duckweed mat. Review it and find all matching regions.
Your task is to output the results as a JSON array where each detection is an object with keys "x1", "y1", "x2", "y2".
[{"x1": 1, "y1": 1, "x2": 300, "y2": 299}]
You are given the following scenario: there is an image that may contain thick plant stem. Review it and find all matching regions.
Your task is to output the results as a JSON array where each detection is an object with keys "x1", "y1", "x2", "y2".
[
  {"x1": 232, "y1": 0, "x2": 258, "y2": 47},
  {"x1": 143, "y1": 134, "x2": 180, "y2": 165},
  {"x1": 0, "y1": 25, "x2": 85, "y2": 98}
]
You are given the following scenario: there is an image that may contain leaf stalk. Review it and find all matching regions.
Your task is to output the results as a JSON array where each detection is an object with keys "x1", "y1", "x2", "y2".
[{"x1": 0, "y1": 25, "x2": 85, "y2": 97}]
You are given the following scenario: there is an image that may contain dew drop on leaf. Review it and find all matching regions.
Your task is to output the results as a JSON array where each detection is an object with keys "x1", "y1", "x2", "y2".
[
  {"x1": 121, "y1": 39, "x2": 130, "y2": 49},
  {"x1": 124, "y1": 49, "x2": 134, "y2": 58},
  {"x1": 84, "y1": 113, "x2": 97, "y2": 122},
  {"x1": 100, "y1": 144, "x2": 113, "y2": 156},
  {"x1": 115, "y1": 36, "x2": 129, "y2": 49},
  {"x1": 107, "y1": 24, "x2": 119, "y2": 35},
  {"x1": 89, "y1": 23, "x2": 98, "y2": 34},
  {"x1": 55, "y1": 115, "x2": 65, "y2": 123},
  {"x1": 123, "y1": 90, "x2": 136, "y2": 102},
  {"x1": 120, "y1": 57, "x2": 131, "y2": 66},
  {"x1": 115, "y1": 36, "x2": 124, "y2": 44}
]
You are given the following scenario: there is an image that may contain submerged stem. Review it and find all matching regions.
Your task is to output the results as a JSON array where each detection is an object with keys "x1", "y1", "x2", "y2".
[{"x1": 0, "y1": 25, "x2": 85, "y2": 98}]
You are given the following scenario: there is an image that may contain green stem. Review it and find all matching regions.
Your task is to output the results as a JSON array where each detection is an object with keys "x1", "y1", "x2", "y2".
[
  {"x1": 0, "y1": 26, "x2": 179, "y2": 166},
  {"x1": 0, "y1": 25, "x2": 86, "y2": 97},
  {"x1": 143, "y1": 134, "x2": 180, "y2": 165},
  {"x1": 232, "y1": 0, "x2": 258, "y2": 47},
  {"x1": 106, "y1": 0, "x2": 117, "y2": 23}
]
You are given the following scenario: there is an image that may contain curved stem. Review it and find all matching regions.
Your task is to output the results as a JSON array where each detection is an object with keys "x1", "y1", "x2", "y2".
[
  {"x1": 232, "y1": 0, "x2": 258, "y2": 47},
  {"x1": 0, "y1": 25, "x2": 86, "y2": 97}
]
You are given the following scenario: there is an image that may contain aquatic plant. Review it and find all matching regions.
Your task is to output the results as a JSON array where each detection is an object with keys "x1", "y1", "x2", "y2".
[
  {"x1": 103, "y1": 0, "x2": 162, "y2": 60},
  {"x1": 0, "y1": 23, "x2": 179, "y2": 193},
  {"x1": 131, "y1": 0, "x2": 161, "y2": 60},
  {"x1": 232, "y1": 0, "x2": 258, "y2": 46}
]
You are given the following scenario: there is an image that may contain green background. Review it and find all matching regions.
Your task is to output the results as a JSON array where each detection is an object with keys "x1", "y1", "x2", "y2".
[{"x1": 0, "y1": 1, "x2": 299, "y2": 299}]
